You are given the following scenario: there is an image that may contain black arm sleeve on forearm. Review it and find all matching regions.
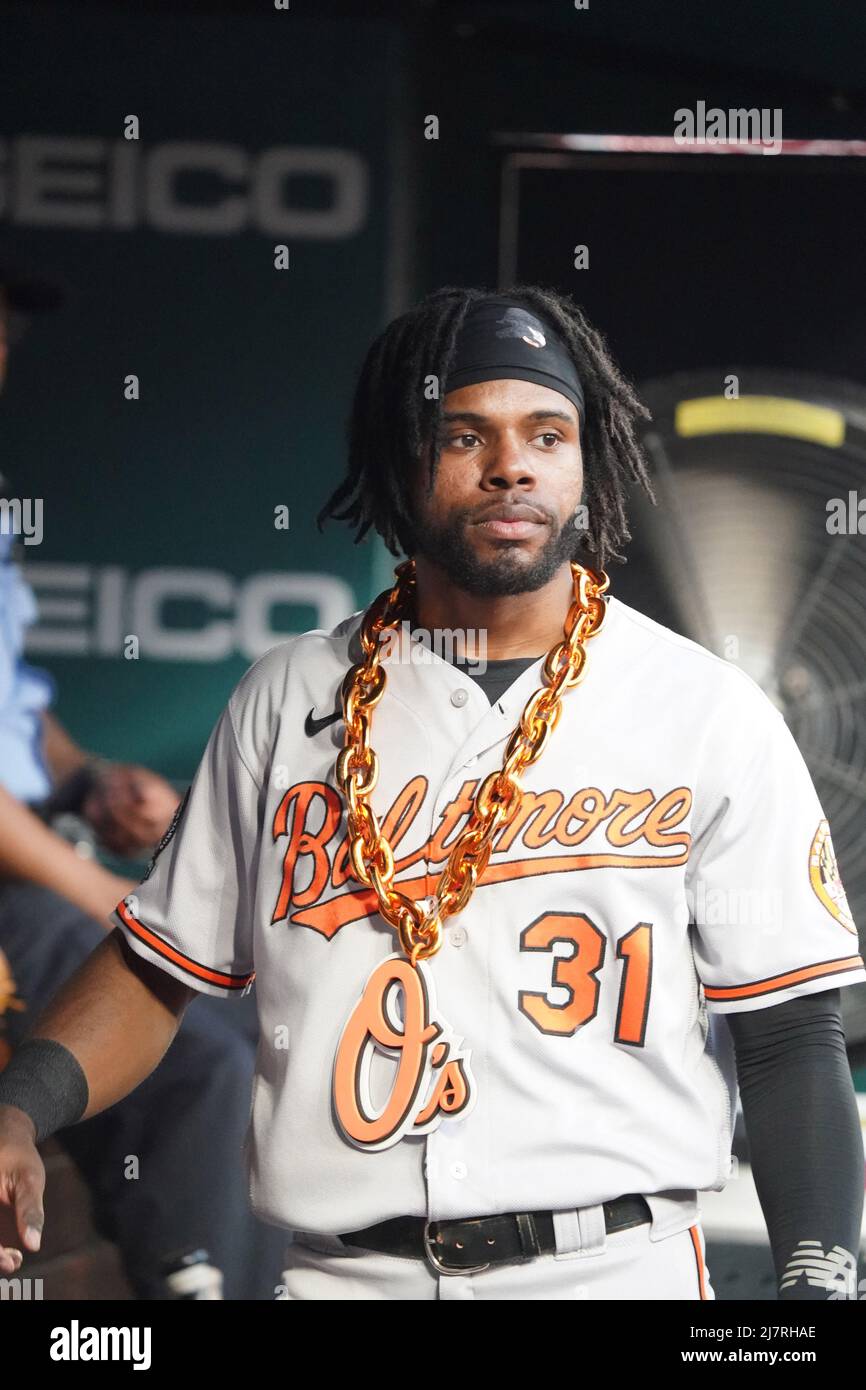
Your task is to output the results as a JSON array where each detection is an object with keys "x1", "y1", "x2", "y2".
[
  {"x1": 0, "y1": 1038, "x2": 89, "y2": 1144},
  {"x1": 727, "y1": 988, "x2": 864, "y2": 1301}
]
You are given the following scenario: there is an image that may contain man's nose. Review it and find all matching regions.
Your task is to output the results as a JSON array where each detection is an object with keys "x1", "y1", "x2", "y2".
[{"x1": 482, "y1": 435, "x2": 537, "y2": 487}]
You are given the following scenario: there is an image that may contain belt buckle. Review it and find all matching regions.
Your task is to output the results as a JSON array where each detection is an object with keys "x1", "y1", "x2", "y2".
[{"x1": 423, "y1": 1218, "x2": 490, "y2": 1277}]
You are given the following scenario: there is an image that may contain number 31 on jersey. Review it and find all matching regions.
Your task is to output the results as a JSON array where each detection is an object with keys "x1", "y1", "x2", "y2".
[{"x1": 332, "y1": 913, "x2": 654, "y2": 1152}]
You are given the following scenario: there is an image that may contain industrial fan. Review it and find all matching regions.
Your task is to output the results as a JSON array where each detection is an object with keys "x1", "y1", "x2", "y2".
[{"x1": 610, "y1": 368, "x2": 866, "y2": 1064}]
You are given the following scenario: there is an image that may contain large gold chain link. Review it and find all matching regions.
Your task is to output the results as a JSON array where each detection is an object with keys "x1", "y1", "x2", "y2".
[{"x1": 334, "y1": 558, "x2": 610, "y2": 966}]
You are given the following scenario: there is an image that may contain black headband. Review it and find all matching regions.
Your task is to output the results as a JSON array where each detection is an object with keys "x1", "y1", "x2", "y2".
[{"x1": 443, "y1": 297, "x2": 585, "y2": 436}]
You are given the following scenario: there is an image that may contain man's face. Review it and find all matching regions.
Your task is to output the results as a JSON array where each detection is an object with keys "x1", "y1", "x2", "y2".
[
  {"x1": 0, "y1": 289, "x2": 9, "y2": 393},
  {"x1": 408, "y1": 378, "x2": 584, "y2": 597}
]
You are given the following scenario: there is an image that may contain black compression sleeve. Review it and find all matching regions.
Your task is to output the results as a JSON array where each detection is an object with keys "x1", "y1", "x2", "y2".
[
  {"x1": 0, "y1": 1038, "x2": 90, "y2": 1144},
  {"x1": 727, "y1": 988, "x2": 864, "y2": 1300}
]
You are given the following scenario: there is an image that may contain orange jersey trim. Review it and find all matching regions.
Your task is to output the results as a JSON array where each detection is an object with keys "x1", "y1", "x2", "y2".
[
  {"x1": 688, "y1": 1225, "x2": 709, "y2": 1300},
  {"x1": 703, "y1": 955, "x2": 865, "y2": 1003},
  {"x1": 114, "y1": 899, "x2": 255, "y2": 992}
]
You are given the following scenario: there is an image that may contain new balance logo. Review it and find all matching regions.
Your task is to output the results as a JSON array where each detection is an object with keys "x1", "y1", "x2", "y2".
[{"x1": 780, "y1": 1241, "x2": 860, "y2": 1298}]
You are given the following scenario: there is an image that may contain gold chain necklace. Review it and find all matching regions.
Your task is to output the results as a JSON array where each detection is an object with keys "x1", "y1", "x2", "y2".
[{"x1": 334, "y1": 557, "x2": 610, "y2": 966}]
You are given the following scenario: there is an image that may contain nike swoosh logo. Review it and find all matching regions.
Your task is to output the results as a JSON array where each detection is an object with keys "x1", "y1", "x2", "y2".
[{"x1": 305, "y1": 705, "x2": 343, "y2": 737}]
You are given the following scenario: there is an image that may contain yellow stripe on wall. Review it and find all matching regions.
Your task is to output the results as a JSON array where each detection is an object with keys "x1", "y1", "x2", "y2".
[{"x1": 674, "y1": 396, "x2": 846, "y2": 447}]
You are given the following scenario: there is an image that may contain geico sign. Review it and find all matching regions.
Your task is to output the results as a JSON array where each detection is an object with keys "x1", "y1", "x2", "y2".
[
  {"x1": 21, "y1": 565, "x2": 356, "y2": 661},
  {"x1": 0, "y1": 136, "x2": 368, "y2": 237}
]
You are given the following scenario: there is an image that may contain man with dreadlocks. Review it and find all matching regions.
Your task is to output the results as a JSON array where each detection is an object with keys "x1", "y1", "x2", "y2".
[{"x1": 1, "y1": 287, "x2": 863, "y2": 1302}]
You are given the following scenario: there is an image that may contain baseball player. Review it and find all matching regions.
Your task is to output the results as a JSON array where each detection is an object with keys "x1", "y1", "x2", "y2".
[{"x1": 1, "y1": 286, "x2": 864, "y2": 1302}]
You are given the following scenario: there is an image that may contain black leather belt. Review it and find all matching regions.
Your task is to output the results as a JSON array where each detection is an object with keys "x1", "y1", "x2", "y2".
[{"x1": 340, "y1": 1194, "x2": 652, "y2": 1275}]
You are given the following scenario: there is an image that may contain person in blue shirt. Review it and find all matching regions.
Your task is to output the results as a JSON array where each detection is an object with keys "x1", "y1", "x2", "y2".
[
  {"x1": 0, "y1": 522, "x2": 58, "y2": 806},
  {"x1": 0, "y1": 267, "x2": 288, "y2": 1299}
]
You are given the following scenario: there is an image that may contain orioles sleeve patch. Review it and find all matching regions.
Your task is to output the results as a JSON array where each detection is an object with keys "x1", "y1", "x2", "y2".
[
  {"x1": 142, "y1": 785, "x2": 191, "y2": 883},
  {"x1": 809, "y1": 818, "x2": 856, "y2": 935}
]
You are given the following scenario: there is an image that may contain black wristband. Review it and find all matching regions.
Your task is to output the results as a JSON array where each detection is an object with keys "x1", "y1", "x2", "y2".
[{"x1": 0, "y1": 1038, "x2": 90, "y2": 1144}]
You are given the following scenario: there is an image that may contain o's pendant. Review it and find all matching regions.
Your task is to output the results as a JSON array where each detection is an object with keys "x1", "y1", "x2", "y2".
[{"x1": 332, "y1": 953, "x2": 476, "y2": 1152}]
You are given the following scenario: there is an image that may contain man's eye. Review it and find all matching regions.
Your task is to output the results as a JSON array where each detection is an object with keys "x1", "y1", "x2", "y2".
[
  {"x1": 535, "y1": 432, "x2": 561, "y2": 447},
  {"x1": 448, "y1": 433, "x2": 481, "y2": 448}
]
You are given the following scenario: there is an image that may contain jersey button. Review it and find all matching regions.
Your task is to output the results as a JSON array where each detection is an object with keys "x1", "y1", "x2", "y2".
[
  {"x1": 450, "y1": 689, "x2": 469, "y2": 708},
  {"x1": 449, "y1": 1161, "x2": 468, "y2": 1180},
  {"x1": 448, "y1": 925, "x2": 468, "y2": 949}
]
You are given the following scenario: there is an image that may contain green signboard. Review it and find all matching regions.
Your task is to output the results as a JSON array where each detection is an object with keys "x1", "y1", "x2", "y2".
[{"x1": 1, "y1": 5, "x2": 401, "y2": 782}]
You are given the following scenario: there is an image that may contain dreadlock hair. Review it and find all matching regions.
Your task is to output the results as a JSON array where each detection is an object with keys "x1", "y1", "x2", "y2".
[{"x1": 316, "y1": 284, "x2": 656, "y2": 569}]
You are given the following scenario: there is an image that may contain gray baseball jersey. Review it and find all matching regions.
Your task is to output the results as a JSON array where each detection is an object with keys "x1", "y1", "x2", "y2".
[{"x1": 111, "y1": 593, "x2": 866, "y2": 1235}]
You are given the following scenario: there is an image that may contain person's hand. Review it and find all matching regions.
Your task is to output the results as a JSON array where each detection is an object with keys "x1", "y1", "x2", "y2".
[
  {"x1": 81, "y1": 765, "x2": 180, "y2": 857},
  {"x1": 0, "y1": 1105, "x2": 45, "y2": 1274}
]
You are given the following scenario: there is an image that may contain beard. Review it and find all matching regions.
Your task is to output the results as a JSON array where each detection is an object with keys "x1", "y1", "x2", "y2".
[{"x1": 410, "y1": 504, "x2": 583, "y2": 597}]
